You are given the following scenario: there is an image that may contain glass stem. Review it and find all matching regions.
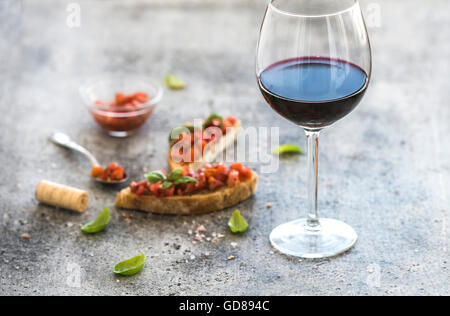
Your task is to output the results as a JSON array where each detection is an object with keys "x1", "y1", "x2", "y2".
[{"x1": 305, "y1": 130, "x2": 321, "y2": 229}]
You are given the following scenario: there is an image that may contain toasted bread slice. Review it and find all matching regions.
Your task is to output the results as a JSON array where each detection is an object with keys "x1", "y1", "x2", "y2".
[
  {"x1": 168, "y1": 120, "x2": 241, "y2": 171},
  {"x1": 115, "y1": 171, "x2": 257, "y2": 215}
]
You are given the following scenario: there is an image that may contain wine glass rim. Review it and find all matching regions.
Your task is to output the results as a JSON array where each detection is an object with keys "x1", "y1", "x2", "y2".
[{"x1": 268, "y1": 0, "x2": 359, "y2": 18}]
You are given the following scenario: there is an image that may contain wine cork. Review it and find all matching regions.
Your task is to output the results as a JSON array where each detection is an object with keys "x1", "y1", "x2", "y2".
[{"x1": 35, "y1": 180, "x2": 89, "y2": 213}]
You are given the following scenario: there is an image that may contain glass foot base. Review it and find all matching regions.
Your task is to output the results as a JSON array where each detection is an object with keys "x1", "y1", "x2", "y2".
[
  {"x1": 106, "y1": 130, "x2": 137, "y2": 138},
  {"x1": 270, "y1": 218, "x2": 357, "y2": 259}
]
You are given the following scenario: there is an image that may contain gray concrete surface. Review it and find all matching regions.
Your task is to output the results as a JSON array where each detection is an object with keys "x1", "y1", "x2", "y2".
[{"x1": 0, "y1": 0, "x2": 449, "y2": 296}]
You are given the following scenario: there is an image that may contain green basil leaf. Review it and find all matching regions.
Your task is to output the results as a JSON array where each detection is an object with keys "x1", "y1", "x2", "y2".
[
  {"x1": 174, "y1": 176, "x2": 197, "y2": 185},
  {"x1": 164, "y1": 75, "x2": 185, "y2": 90},
  {"x1": 203, "y1": 113, "x2": 223, "y2": 127},
  {"x1": 145, "y1": 171, "x2": 167, "y2": 184},
  {"x1": 168, "y1": 169, "x2": 182, "y2": 182},
  {"x1": 168, "y1": 126, "x2": 191, "y2": 143},
  {"x1": 81, "y1": 207, "x2": 111, "y2": 234},
  {"x1": 113, "y1": 253, "x2": 146, "y2": 276},
  {"x1": 272, "y1": 144, "x2": 303, "y2": 155},
  {"x1": 161, "y1": 181, "x2": 174, "y2": 189},
  {"x1": 228, "y1": 209, "x2": 248, "y2": 233}
]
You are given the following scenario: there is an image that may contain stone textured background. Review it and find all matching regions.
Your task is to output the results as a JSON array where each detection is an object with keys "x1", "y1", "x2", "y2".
[{"x1": 0, "y1": 0, "x2": 448, "y2": 295}]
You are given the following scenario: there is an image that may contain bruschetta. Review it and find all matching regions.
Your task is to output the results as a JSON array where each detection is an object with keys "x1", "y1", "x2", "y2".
[
  {"x1": 167, "y1": 114, "x2": 241, "y2": 171},
  {"x1": 115, "y1": 163, "x2": 257, "y2": 215}
]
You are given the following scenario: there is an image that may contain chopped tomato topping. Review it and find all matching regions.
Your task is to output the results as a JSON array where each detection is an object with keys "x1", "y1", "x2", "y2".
[
  {"x1": 208, "y1": 176, "x2": 224, "y2": 191},
  {"x1": 231, "y1": 163, "x2": 251, "y2": 179},
  {"x1": 217, "y1": 163, "x2": 227, "y2": 173},
  {"x1": 135, "y1": 185, "x2": 146, "y2": 196},
  {"x1": 227, "y1": 170, "x2": 240, "y2": 187},
  {"x1": 111, "y1": 92, "x2": 148, "y2": 107},
  {"x1": 183, "y1": 182, "x2": 196, "y2": 194},
  {"x1": 230, "y1": 163, "x2": 243, "y2": 172},
  {"x1": 107, "y1": 162, "x2": 118, "y2": 170},
  {"x1": 112, "y1": 168, "x2": 124, "y2": 180},
  {"x1": 134, "y1": 92, "x2": 148, "y2": 103},
  {"x1": 224, "y1": 116, "x2": 237, "y2": 124},
  {"x1": 137, "y1": 180, "x2": 147, "y2": 186},
  {"x1": 130, "y1": 163, "x2": 252, "y2": 197},
  {"x1": 115, "y1": 93, "x2": 126, "y2": 105},
  {"x1": 91, "y1": 92, "x2": 151, "y2": 134},
  {"x1": 239, "y1": 166, "x2": 252, "y2": 180},
  {"x1": 91, "y1": 166, "x2": 104, "y2": 178},
  {"x1": 131, "y1": 180, "x2": 148, "y2": 195},
  {"x1": 91, "y1": 163, "x2": 126, "y2": 181},
  {"x1": 181, "y1": 166, "x2": 195, "y2": 177},
  {"x1": 150, "y1": 181, "x2": 162, "y2": 196},
  {"x1": 170, "y1": 114, "x2": 239, "y2": 163},
  {"x1": 161, "y1": 185, "x2": 175, "y2": 197}
]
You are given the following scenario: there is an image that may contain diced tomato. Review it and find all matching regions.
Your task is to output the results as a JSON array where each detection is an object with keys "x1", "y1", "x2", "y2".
[
  {"x1": 112, "y1": 92, "x2": 148, "y2": 107},
  {"x1": 134, "y1": 92, "x2": 148, "y2": 103},
  {"x1": 99, "y1": 172, "x2": 108, "y2": 180},
  {"x1": 91, "y1": 166, "x2": 104, "y2": 178},
  {"x1": 93, "y1": 91, "x2": 152, "y2": 133},
  {"x1": 115, "y1": 93, "x2": 126, "y2": 105},
  {"x1": 196, "y1": 172, "x2": 206, "y2": 184},
  {"x1": 181, "y1": 166, "x2": 194, "y2": 177},
  {"x1": 129, "y1": 163, "x2": 251, "y2": 196},
  {"x1": 239, "y1": 166, "x2": 252, "y2": 180},
  {"x1": 215, "y1": 162, "x2": 227, "y2": 174},
  {"x1": 207, "y1": 176, "x2": 215, "y2": 189},
  {"x1": 137, "y1": 180, "x2": 147, "y2": 186},
  {"x1": 230, "y1": 163, "x2": 243, "y2": 172},
  {"x1": 215, "y1": 172, "x2": 227, "y2": 182},
  {"x1": 135, "y1": 185, "x2": 146, "y2": 196},
  {"x1": 195, "y1": 180, "x2": 207, "y2": 191},
  {"x1": 227, "y1": 170, "x2": 240, "y2": 188},
  {"x1": 161, "y1": 185, "x2": 175, "y2": 197},
  {"x1": 204, "y1": 168, "x2": 216, "y2": 178},
  {"x1": 150, "y1": 181, "x2": 162, "y2": 196},
  {"x1": 222, "y1": 117, "x2": 237, "y2": 132},
  {"x1": 130, "y1": 181, "x2": 138, "y2": 193},
  {"x1": 184, "y1": 182, "x2": 196, "y2": 194},
  {"x1": 224, "y1": 116, "x2": 237, "y2": 124},
  {"x1": 107, "y1": 162, "x2": 120, "y2": 170},
  {"x1": 196, "y1": 172, "x2": 206, "y2": 186},
  {"x1": 112, "y1": 168, "x2": 123, "y2": 180},
  {"x1": 208, "y1": 176, "x2": 224, "y2": 191},
  {"x1": 132, "y1": 180, "x2": 149, "y2": 196}
]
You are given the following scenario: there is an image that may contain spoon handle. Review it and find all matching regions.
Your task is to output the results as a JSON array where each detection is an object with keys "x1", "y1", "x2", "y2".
[{"x1": 49, "y1": 132, "x2": 100, "y2": 167}]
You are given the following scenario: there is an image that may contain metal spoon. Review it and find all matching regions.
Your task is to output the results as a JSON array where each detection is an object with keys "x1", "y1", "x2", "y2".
[{"x1": 49, "y1": 131, "x2": 128, "y2": 184}]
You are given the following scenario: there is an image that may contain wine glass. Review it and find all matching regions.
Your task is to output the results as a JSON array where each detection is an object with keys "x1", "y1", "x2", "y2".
[{"x1": 256, "y1": 0, "x2": 372, "y2": 258}]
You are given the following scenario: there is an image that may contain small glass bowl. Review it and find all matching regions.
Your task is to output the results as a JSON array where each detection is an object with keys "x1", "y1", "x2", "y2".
[{"x1": 80, "y1": 75, "x2": 163, "y2": 137}]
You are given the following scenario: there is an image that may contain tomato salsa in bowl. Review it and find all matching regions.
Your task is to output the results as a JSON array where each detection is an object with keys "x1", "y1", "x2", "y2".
[{"x1": 80, "y1": 76, "x2": 163, "y2": 137}]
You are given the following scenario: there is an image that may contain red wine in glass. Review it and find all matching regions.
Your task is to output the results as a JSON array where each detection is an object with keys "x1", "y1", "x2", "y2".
[
  {"x1": 258, "y1": 57, "x2": 369, "y2": 130},
  {"x1": 256, "y1": 0, "x2": 372, "y2": 259}
]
